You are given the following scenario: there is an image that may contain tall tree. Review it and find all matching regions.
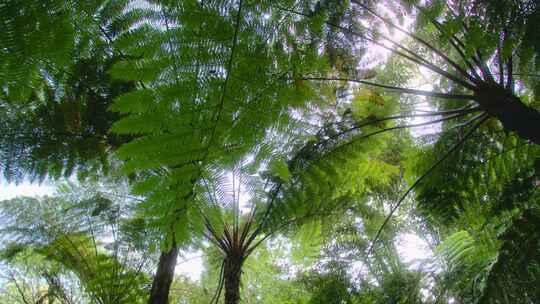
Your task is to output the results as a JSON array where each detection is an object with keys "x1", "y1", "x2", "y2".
[
  {"x1": 273, "y1": 0, "x2": 540, "y2": 255},
  {"x1": 107, "y1": 1, "x2": 364, "y2": 303}
]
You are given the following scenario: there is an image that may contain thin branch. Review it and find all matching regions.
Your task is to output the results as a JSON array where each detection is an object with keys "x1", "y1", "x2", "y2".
[
  {"x1": 506, "y1": 56, "x2": 514, "y2": 92},
  {"x1": 203, "y1": 0, "x2": 243, "y2": 161},
  {"x1": 273, "y1": 4, "x2": 475, "y2": 90},
  {"x1": 97, "y1": 191, "x2": 145, "y2": 202},
  {"x1": 448, "y1": 37, "x2": 482, "y2": 81},
  {"x1": 8, "y1": 271, "x2": 31, "y2": 304},
  {"x1": 114, "y1": 249, "x2": 151, "y2": 303},
  {"x1": 366, "y1": 113, "x2": 489, "y2": 256},
  {"x1": 0, "y1": 131, "x2": 97, "y2": 139},
  {"x1": 223, "y1": 224, "x2": 234, "y2": 250},
  {"x1": 232, "y1": 166, "x2": 239, "y2": 241},
  {"x1": 315, "y1": 107, "x2": 479, "y2": 148},
  {"x1": 204, "y1": 231, "x2": 226, "y2": 253},
  {"x1": 350, "y1": 0, "x2": 477, "y2": 88},
  {"x1": 413, "y1": 3, "x2": 482, "y2": 82},
  {"x1": 239, "y1": 211, "x2": 255, "y2": 253},
  {"x1": 362, "y1": 25, "x2": 476, "y2": 85},
  {"x1": 85, "y1": 213, "x2": 99, "y2": 260},
  {"x1": 333, "y1": 111, "x2": 475, "y2": 149},
  {"x1": 475, "y1": 50, "x2": 494, "y2": 82},
  {"x1": 437, "y1": 3, "x2": 490, "y2": 82},
  {"x1": 243, "y1": 183, "x2": 282, "y2": 251},
  {"x1": 39, "y1": 224, "x2": 106, "y2": 304},
  {"x1": 350, "y1": 30, "x2": 473, "y2": 89},
  {"x1": 302, "y1": 77, "x2": 475, "y2": 100},
  {"x1": 512, "y1": 73, "x2": 540, "y2": 78},
  {"x1": 243, "y1": 110, "x2": 475, "y2": 253},
  {"x1": 242, "y1": 114, "x2": 476, "y2": 258},
  {"x1": 498, "y1": 38, "x2": 505, "y2": 86},
  {"x1": 210, "y1": 260, "x2": 225, "y2": 304},
  {"x1": 245, "y1": 196, "x2": 351, "y2": 256},
  {"x1": 352, "y1": 106, "x2": 480, "y2": 127},
  {"x1": 409, "y1": 105, "x2": 476, "y2": 114},
  {"x1": 480, "y1": 140, "x2": 532, "y2": 165},
  {"x1": 202, "y1": 214, "x2": 229, "y2": 252}
]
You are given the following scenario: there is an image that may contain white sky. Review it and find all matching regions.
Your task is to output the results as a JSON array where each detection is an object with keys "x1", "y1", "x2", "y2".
[
  {"x1": 0, "y1": 179, "x2": 55, "y2": 200},
  {"x1": 175, "y1": 250, "x2": 204, "y2": 281},
  {"x1": 397, "y1": 232, "x2": 432, "y2": 268}
]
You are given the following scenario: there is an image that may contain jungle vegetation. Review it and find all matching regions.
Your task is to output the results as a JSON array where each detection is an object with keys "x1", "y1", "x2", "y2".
[{"x1": 0, "y1": 0, "x2": 539, "y2": 303}]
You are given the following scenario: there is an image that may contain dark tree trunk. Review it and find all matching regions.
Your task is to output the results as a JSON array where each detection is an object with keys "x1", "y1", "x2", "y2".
[
  {"x1": 475, "y1": 83, "x2": 540, "y2": 145},
  {"x1": 224, "y1": 254, "x2": 243, "y2": 304},
  {"x1": 147, "y1": 244, "x2": 179, "y2": 304}
]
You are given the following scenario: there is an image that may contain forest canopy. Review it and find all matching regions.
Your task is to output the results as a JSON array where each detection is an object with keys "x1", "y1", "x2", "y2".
[{"x1": 0, "y1": 0, "x2": 539, "y2": 304}]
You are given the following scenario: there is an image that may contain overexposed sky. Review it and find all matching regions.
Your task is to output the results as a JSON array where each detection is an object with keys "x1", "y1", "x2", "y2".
[
  {"x1": 175, "y1": 250, "x2": 204, "y2": 281},
  {"x1": 0, "y1": 180, "x2": 55, "y2": 201},
  {"x1": 397, "y1": 232, "x2": 432, "y2": 268}
]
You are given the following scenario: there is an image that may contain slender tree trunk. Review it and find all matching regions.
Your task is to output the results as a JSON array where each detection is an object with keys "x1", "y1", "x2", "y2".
[
  {"x1": 147, "y1": 244, "x2": 179, "y2": 304},
  {"x1": 224, "y1": 254, "x2": 243, "y2": 304},
  {"x1": 475, "y1": 83, "x2": 540, "y2": 145}
]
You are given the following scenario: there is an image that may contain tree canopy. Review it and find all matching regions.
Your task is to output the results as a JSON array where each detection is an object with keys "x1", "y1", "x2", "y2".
[{"x1": 0, "y1": 1, "x2": 539, "y2": 304}]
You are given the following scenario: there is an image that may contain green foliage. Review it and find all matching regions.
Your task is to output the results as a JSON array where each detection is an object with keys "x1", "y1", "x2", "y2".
[
  {"x1": 261, "y1": 101, "x2": 400, "y2": 237},
  {"x1": 469, "y1": 0, "x2": 540, "y2": 74},
  {"x1": 0, "y1": 0, "x2": 141, "y2": 182},
  {"x1": 1, "y1": 1, "x2": 540, "y2": 304},
  {"x1": 270, "y1": 157, "x2": 292, "y2": 183},
  {"x1": 478, "y1": 208, "x2": 540, "y2": 303},
  {"x1": 169, "y1": 275, "x2": 213, "y2": 304},
  {"x1": 412, "y1": 126, "x2": 539, "y2": 225},
  {"x1": 43, "y1": 233, "x2": 148, "y2": 304},
  {"x1": 351, "y1": 88, "x2": 396, "y2": 124},
  {"x1": 241, "y1": 241, "x2": 310, "y2": 304},
  {"x1": 436, "y1": 229, "x2": 497, "y2": 300},
  {"x1": 303, "y1": 269, "x2": 358, "y2": 304},
  {"x1": 0, "y1": 0, "x2": 80, "y2": 101},
  {"x1": 0, "y1": 246, "x2": 85, "y2": 304},
  {"x1": 0, "y1": 0, "x2": 137, "y2": 101},
  {"x1": 0, "y1": 54, "x2": 133, "y2": 182},
  {"x1": 411, "y1": 0, "x2": 540, "y2": 94},
  {"x1": 410, "y1": 96, "x2": 540, "y2": 302},
  {"x1": 0, "y1": 181, "x2": 153, "y2": 304},
  {"x1": 291, "y1": 220, "x2": 323, "y2": 266},
  {"x1": 106, "y1": 0, "x2": 365, "y2": 248}
]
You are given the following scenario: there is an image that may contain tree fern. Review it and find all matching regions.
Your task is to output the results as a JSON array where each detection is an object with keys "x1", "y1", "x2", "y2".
[
  {"x1": 0, "y1": 180, "x2": 153, "y2": 304},
  {"x1": 108, "y1": 0, "x2": 360, "y2": 248},
  {"x1": 182, "y1": 82, "x2": 405, "y2": 303}
]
